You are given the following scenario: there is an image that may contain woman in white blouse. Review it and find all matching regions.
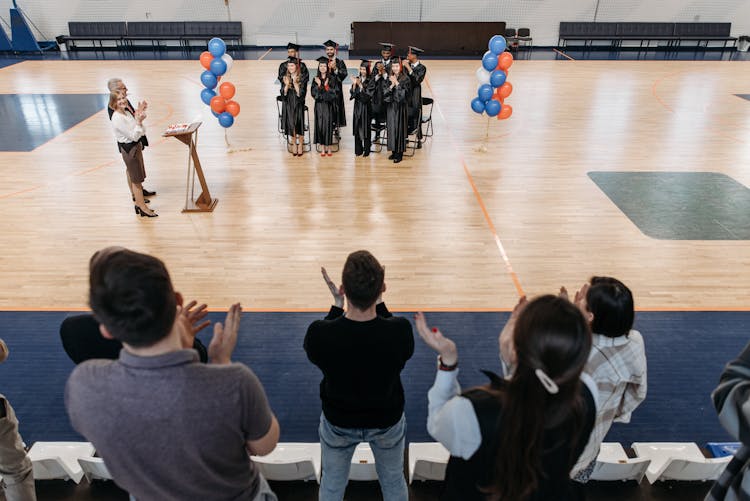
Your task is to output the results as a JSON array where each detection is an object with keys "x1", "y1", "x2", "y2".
[
  {"x1": 109, "y1": 92, "x2": 156, "y2": 217},
  {"x1": 415, "y1": 295, "x2": 598, "y2": 500}
]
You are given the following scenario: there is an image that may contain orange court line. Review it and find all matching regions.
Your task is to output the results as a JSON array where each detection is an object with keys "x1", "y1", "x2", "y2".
[
  {"x1": 258, "y1": 48, "x2": 273, "y2": 60},
  {"x1": 424, "y1": 77, "x2": 525, "y2": 299},
  {"x1": 551, "y1": 48, "x2": 575, "y2": 61}
]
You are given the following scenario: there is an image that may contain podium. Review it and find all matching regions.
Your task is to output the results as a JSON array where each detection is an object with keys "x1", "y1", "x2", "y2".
[{"x1": 162, "y1": 122, "x2": 218, "y2": 212}]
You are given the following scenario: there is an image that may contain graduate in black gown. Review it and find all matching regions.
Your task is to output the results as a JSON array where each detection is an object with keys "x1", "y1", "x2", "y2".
[
  {"x1": 383, "y1": 58, "x2": 411, "y2": 164},
  {"x1": 404, "y1": 46, "x2": 427, "y2": 147},
  {"x1": 280, "y1": 57, "x2": 307, "y2": 156},
  {"x1": 378, "y1": 42, "x2": 395, "y2": 73},
  {"x1": 369, "y1": 61, "x2": 387, "y2": 140},
  {"x1": 350, "y1": 60, "x2": 373, "y2": 157},
  {"x1": 278, "y1": 43, "x2": 309, "y2": 89},
  {"x1": 311, "y1": 56, "x2": 339, "y2": 156},
  {"x1": 323, "y1": 40, "x2": 348, "y2": 129}
]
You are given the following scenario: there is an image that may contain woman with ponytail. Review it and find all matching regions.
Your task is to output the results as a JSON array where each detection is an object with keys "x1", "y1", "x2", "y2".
[{"x1": 415, "y1": 295, "x2": 597, "y2": 500}]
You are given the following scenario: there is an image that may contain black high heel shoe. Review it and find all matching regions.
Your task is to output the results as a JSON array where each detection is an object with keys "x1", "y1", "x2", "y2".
[{"x1": 134, "y1": 205, "x2": 158, "y2": 217}]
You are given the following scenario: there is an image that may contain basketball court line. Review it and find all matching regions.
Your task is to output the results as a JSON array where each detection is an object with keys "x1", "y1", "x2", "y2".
[
  {"x1": 258, "y1": 48, "x2": 273, "y2": 60},
  {"x1": 423, "y1": 77, "x2": 525, "y2": 299},
  {"x1": 552, "y1": 48, "x2": 575, "y2": 61}
]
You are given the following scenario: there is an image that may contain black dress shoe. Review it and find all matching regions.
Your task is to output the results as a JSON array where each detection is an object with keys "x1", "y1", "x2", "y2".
[
  {"x1": 363, "y1": 151, "x2": 370, "y2": 157},
  {"x1": 142, "y1": 188, "x2": 156, "y2": 197},
  {"x1": 416, "y1": 141, "x2": 422, "y2": 149},
  {"x1": 393, "y1": 156, "x2": 402, "y2": 164},
  {"x1": 387, "y1": 153, "x2": 395, "y2": 160}
]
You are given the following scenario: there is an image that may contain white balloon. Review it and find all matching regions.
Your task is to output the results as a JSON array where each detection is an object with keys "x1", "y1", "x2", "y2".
[
  {"x1": 221, "y1": 54, "x2": 234, "y2": 74},
  {"x1": 475, "y1": 66, "x2": 491, "y2": 85}
]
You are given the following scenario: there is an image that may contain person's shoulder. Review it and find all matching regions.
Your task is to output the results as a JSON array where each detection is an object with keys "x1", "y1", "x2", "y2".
[
  {"x1": 67, "y1": 359, "x2": 118, "y2": 393},
  {"x1": 380, "y1": 314, "x2": 412, "y2": 328},
  {"x1": 628, "y1": 329, "x2": 645, "y2": 345}
]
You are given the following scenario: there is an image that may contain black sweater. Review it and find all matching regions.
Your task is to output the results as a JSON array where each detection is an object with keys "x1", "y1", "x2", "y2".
[{"x1": 304, "y1": 304, "x2": 414, "y2": 428}]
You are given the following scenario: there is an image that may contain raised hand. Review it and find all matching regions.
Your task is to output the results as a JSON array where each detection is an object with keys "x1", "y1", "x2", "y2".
[
  {"x1": 321, "y1": 267, "x2": 345, "y2": 308},
  {"x1": 499, "y1": 295, "x2": 527, "y2": 369},
  {"x1": 208, "y1": 303, "x2": 242, "y2": 365},
  {"x1": 414, "y1": 312, "x2": 458, "y2": 366}
]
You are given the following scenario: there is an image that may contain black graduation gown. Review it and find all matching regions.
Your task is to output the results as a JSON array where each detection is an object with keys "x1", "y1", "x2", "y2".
[
  {"x1": 406, "y1": 62, "x2": 426, "y2": 133},
  {"x1": 330, "y1": 58, "x2": 348, "y2": 127},
  {"x1": 368, "y1": 74, "x2": 387, "y2": 125},
  {"x1": 281, "y1": 79, "x2": 307, "y2": 136},
  {"x1": 278, "y1": 61, "x2": 309, "y2": 89},
  {"x1": 311, "y1": 76, "x2": 338, "y2": 146},
  {"x1": 350, "y1": 79, "x2": 372, "y2": 143},
  {"x1": 384, "y1": 76, "x2": 411, "y2": 153}
]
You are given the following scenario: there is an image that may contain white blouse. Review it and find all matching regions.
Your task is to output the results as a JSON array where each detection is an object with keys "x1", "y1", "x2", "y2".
[{"x1": 111, "y1": 111, "x2": 145, "y2": 144}]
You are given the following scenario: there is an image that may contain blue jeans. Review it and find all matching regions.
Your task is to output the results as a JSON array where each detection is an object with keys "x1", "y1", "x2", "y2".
[{"x1": 318, "y1": 413, "x2": 408, "y2": 501}]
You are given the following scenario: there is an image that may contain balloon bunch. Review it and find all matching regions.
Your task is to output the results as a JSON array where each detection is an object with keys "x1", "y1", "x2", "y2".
[
  {"x1": 199, "y1": 37, "x2": 241, "y2": 128},
  {"x1": 471, "y1": 35, "x2": 514, "y2": 120}
]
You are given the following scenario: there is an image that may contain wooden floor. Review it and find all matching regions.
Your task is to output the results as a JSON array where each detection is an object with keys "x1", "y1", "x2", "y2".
[{"x1": 0, "y1": 58, "x2": 748, "y2": 311}]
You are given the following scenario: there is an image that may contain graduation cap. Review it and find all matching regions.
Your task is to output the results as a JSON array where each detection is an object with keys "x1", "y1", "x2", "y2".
[
  {"x1": 359, "y1": 59, "x2": 371, "y2": 67},
  {"x1": 286, "y1": 56, "x2": 300, "y2": 64},
  {"x1": 286, "y1": 42, "x2": 300, "y2": 51},
  {"x1": 378, "y1": 42, "x2": 394, "y2": 51},
  {"x1": 408, "y1": 46, "x2": 424, "y2": 55},
  {"x1": 323, "y1": 40, "x2": 337, "y2": 48},
  {"x1": 316, "y1": 56, "x2": 330, "y2": 64}
]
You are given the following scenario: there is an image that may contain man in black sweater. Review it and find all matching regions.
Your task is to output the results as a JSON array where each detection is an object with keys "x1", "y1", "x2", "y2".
[{"x1": 304, "y1": 251, "x2": 413, "y2": 501}]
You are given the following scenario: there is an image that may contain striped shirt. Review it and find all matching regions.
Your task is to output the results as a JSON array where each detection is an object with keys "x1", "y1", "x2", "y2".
[{"x1": 573, "y1": 330, "x2": 647, "y2": 475}]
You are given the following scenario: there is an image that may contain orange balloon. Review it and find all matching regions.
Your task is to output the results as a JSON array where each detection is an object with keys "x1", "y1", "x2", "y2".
[
  {"x1": 498, "y1": 52, "x2": 514, "y2": 70},
  {"x1": 498, "y1": 82, "x2": 513, "y2": 99},
  {"x1": 200, "y1": 51, "x2": 213, "y2": 70},
  {"x1": 219, "y1": 82, "x2": 236, "y2": 99},
  {"x1": 498, "y1": 104, "x2": 513, "y2": 120},
  {"x1": 225, "y1": 100, "x2": 240, "y2": 117},
  {"x1": 210, "y1": 96, "x2": 226, "y2": 114}
]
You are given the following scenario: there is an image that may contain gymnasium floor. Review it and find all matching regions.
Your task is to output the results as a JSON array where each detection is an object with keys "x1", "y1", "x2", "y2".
[{"x1": 0, "y1": 47, "x2": 748, "y2": 499}]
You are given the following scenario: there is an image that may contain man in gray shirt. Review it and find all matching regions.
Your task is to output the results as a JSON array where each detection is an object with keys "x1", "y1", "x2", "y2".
[{"x1": 65, "y1": 247, "x2": 279, "y2": 500}]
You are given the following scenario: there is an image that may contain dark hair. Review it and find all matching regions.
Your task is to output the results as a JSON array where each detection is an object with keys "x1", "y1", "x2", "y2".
[
  {"x1": 488, "y1": 295, "x2": 591, "y2": 500},
  {"x1": 341, "y1": 250, "x2": 384, "y2": 310},
  {"x1": 316, "y1": 61, "x2": 329, "y2": 80},
  {"x1": 586, "y1": 276, "x2": 634, "y2": 338},
  {"x1": 88, "y1": 248, "x2": 177, "y2": 348}
]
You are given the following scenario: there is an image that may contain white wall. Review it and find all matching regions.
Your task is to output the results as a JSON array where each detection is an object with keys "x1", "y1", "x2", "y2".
[{"x1": 0, "y1": 0, "x2": 748, "y2": 47}]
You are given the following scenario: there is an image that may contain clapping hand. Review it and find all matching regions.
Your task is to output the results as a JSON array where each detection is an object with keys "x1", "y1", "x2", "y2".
[
  {"x1": 176, "y1": 300, "x2": 211, "y2": 349},
  {"x1": 415, "y1": 312, "x2": 458, "y2": 366},
  {"x1": 321, "y1": 267, "x2": 345, "y2": 308},
  {"x1": 389, "y1": 75, "x2": 398, "y2": 86},
  {"x1": 314, "y1": 76, "x2": 321, "y2": 87},
  {"x1": 208, "y1": 303, "x2": 242, "y2": 365},
  {"x1": 499, "y1": 296, "x2": 527, "y2": 369}
]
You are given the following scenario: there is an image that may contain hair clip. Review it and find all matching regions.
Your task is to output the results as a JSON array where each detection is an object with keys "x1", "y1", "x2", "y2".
[{"x1": 534, "y1": 368, "x2": 559, "y2": 394}]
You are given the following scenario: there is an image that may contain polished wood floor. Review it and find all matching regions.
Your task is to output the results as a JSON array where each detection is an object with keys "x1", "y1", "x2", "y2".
[{"x1": 0, "y1": 58, "x2": 748, "y2": 310}]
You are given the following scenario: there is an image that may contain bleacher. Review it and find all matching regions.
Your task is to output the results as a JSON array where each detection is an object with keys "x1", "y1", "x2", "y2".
[
  {"x1": 558, "y1": 22, "x2": 736, "y2": 49},
  {"x1": 58, "y1": 21, "x2": 243, "y2": 50}
]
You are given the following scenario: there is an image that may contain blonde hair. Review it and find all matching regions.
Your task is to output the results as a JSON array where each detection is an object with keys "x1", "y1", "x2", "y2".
[{"x1": 108, "y1": 91, "x2": 125, "y2": 111}]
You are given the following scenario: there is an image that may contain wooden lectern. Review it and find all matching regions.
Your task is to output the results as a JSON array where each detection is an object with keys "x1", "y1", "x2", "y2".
[{"x1": 162, "y1": 122, "x2": 218, "y2": 212}]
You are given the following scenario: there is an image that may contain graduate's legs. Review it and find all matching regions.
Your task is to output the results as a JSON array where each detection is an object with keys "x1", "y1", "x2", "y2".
[
  {"x1": 363, "y1": 133, "x2": 371, "y2": 157},
  {"x1": 354, "y1": 135, "x2": 363, "y2": 156}
]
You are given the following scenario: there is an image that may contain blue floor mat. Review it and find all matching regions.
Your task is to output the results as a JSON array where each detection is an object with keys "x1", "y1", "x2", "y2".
[{"x1": 0, "y1": 310, "x2": 745, "y2": 447}]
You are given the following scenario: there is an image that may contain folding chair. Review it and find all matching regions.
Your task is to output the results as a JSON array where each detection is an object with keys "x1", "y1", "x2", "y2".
[
  {"x1": 78, "y1": 457, "x2": 113, "y2": 482},
  {"x1": 408, "y1": 442, "x2": 449, "y2": 483},
  {"x1": 251, "y1": 443, "x2": 321, "y2": 483},
  {"x1": 421, "y1": 97, "x2": 434, "y2": 139},
  {"x1": 589, "y1": 442, "x2": 650, "y2": 483}
]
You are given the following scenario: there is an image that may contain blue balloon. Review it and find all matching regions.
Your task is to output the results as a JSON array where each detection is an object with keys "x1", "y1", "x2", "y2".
[
  {"x1": 477, "y1": 84, "x2": 493, "y2": 102},
  {"x1": 490, "y1": 70, "x2": 507, "y2": 88},
  {"x1": 482, "y1": 51, "x2": 498, "y2": 72},
  {"x1": 200, "y1": 70, "x2": 217, "y2": 89},
  {"x1": 489, "y1": 35, "x2": 507, "y2": 55},
  {"x1": 485, "y1": 99, "x2": 502, "y2": 117},
  {"x1": 470, "y1": 97, "x2": 486, "y2": 114},
  {"x1": 209, "y1": 57, "x2": 227, "y2": 77},
  {"x1": 218, "y1": 112, "x2": 234, "y2": 128},
  {"x1": 208, "y1": 37, "x2": 226, "y2": 57},
  {"x1": 200, "y1": 88, "x2": 216, "y2": 106},
  {"x1": 211, "y1": 110, "x2": 221, "y2": 118}
]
